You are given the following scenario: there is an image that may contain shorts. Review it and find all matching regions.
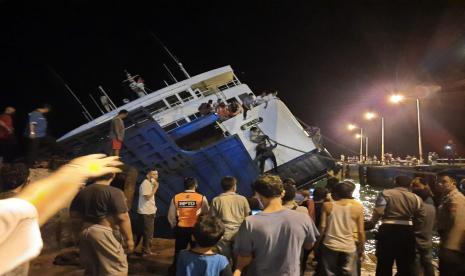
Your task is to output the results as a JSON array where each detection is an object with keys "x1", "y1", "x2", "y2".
[{"x1": 112, "y1": 139, "x2": 122, "y2": 150}]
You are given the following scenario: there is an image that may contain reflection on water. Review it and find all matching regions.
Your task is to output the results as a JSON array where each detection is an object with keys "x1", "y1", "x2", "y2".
[
  {"x1": 354, "y1": 183, "x2": 379, "y2": 254},
  {"x1": 354, "y1": 183, "x2": 440, "y2": 257}
]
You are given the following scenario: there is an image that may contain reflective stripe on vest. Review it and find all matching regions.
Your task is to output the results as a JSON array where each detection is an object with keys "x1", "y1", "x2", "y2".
[{"x1": 174, "y1": 192, "x2": 203, "y2": 228}]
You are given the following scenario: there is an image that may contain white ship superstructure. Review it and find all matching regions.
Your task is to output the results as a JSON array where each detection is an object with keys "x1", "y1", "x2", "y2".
[{"x1": 59, "y1": 65, "x2": 320, "y2": 173}]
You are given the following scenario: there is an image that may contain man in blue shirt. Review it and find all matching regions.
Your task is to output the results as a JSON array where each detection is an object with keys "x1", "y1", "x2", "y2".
[{"x1": 26, "y1": 104, "x2": 61, "y2": 167}]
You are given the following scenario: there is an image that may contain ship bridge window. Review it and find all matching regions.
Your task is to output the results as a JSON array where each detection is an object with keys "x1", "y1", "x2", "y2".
[
  {"x1": 178, "y1": 91, "x2": 194, "y2": 102},
  {"x1": 145, "y1": 100, "x2": 169, "y2": 114},
  {"x1": 166, "y1": 95, "x2": 182, "y2": 107},
  {"x1": 175, "y1": 122, "x2": 225, "y2": 151}
]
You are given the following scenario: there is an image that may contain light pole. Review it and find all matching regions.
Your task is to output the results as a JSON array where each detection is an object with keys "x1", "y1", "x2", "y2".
[
  {"x1": 355, "y1": 133, "x2": 368, "y2": 162},
  {"x1": 416, "y1": 98, "x2": 423, "y2": 164},
  {"x1": 348, "y1": 124, "x2": 364, "y2": 162},
  {"x1": 389, "y1": 94, "x2": 423, "y2": 163},
  {"x1": 381, "y1": 117, "x2": 385, "y2": 164},
  {"x1": 364, "y1": 112, "x2": 385, "y2": 164},
  {"x1": 365, "y1": 136, "x2": 369, "y2": 159}
]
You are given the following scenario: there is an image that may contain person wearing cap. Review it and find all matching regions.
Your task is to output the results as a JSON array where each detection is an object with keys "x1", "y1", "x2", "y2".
[
  {"x1": 368, "y1": 175, "x2": 426, "y2": 276},
  {"x1": 167, "y1": 177, "x2": 209, "y2": 273}
]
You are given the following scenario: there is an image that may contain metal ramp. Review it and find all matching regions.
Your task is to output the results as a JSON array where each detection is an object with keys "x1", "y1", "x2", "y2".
[
  {"x1": 61, "y1": 107, "x2": 259, "y2": 217},
  {"x1": 122, "y1": 117, "x2": 259, "y2": 215}
]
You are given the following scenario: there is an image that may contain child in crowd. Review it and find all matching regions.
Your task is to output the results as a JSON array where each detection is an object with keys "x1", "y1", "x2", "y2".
[{"x1": 176, "y1": 215, "x2": 232, "y2": 276}]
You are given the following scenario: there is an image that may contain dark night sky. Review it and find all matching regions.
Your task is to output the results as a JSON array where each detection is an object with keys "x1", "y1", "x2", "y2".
[{"x1": 1, "y1": 0, "x2": 465, "y2": 158}]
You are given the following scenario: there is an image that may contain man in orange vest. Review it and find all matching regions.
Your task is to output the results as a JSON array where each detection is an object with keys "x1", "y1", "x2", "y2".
[{"x1": 168, "y1": 177, "x2": 209, "y2": 270}]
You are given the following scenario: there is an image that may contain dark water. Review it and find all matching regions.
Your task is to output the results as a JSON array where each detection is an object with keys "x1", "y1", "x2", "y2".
[{"x1": 355, "y1": 184, "x2": 440, "y2": 256}]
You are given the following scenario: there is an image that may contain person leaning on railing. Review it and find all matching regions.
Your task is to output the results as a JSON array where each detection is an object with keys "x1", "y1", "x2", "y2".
[{"x1": 0, "y1": 154, "x2": 122, "y2": 275}]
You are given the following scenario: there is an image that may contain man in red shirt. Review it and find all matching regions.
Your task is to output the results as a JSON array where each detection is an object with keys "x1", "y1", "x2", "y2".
[{"x1": 0, "y1": 106, "x2": 16, "y2": 162}]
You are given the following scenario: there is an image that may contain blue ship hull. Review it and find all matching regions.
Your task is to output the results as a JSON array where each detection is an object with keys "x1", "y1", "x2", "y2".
[{"x1": 60, "y1": 107, "x2": 335, "y2": 218}]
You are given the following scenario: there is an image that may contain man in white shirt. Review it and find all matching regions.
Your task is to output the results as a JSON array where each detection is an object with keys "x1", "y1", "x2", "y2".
[{"x1": 137, "y1": 170, "x2": 159, "y2": 255}]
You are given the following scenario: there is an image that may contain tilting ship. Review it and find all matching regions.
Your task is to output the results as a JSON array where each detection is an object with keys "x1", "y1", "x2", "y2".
[{"x1": 58, "y1": 65, "x2": 335, "y2": 217}]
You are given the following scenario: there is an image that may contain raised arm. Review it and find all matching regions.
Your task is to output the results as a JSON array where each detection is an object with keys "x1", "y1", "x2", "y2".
[{"x1": 17, "y1": 154, "x2": 122, "y2": 226}]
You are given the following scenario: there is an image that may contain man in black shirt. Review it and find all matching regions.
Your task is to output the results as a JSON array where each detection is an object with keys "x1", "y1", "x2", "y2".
[
  {"x1": 255, "y1": 136, "x2": 278, "y2": 174},
  {"x1": 70, "y1": 173, "x2": 134, "y2": 275}
]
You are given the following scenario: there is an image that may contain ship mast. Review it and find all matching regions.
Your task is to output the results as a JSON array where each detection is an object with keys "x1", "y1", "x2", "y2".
[
  {"x1": 47, "y1": 66, "x2": 93, "y2": 121},
  {"x1": 149, "y1": 32, "x2": 191, "y2": 79}
]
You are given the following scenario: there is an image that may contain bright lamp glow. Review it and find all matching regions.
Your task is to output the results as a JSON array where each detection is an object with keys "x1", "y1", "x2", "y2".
[
  {"x1": 347, "y1": 124, "x2": 357, "y2": 131},
  {"x1": 364, "y1": 112, "x2": 376, "y2": 120},
  {"x1": 389, "y1": 94, "x2": 405, "y2": 104},
  {"x1": 355, "y1": 134, "x2": 362, "y2": 139}
]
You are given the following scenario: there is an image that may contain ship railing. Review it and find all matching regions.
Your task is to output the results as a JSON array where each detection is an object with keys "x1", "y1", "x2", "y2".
[
  {"x1": 168, "y1": 101, "x2": 183, "y2": 108},
  {"x1": 182, "y1": 95, "x2": 196, "y2": 102},
  {"x1": 148, "y1": 106, "x2": 170, "y2": 116},
  {"x1": 192, "y1": 79, "x2": 241, "y2": 99}
]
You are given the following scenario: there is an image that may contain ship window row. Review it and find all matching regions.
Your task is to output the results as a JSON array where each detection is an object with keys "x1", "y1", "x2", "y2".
[
  {"x1": 188, "y1": 112, "x2": 202, "y2": 121},
  {"x1": 144, "y1": 90, "x2": 195, "y2": 116},
  {"x1": 144, "y1": 79, "x2": 241, "y2": 117},
  {"x1": 163, "y1": 118, "x2": 188, "y2": 132}
]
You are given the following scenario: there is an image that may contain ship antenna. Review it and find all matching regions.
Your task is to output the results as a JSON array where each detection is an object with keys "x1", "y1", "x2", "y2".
[
  {"x1": 163, "y1": 63, "x2": 178, "y2": 83},
  {"x1": 89, "y1": 94, "x2": 105, "y2": 115},
  {"x1": 98, "y1": 85, "x2": 117, "y2": 110},
  {"x1": 149, "y1": 32, "x2": 191, "y2": 79},
  {"x1": 46, "y1": 66, "x2": 93, "y2": 121}
]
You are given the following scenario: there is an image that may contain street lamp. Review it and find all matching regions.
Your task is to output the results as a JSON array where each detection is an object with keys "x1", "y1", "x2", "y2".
[
  {"x1": 389, "y1": 94, "x2": 405, "y2": 104},
  {"x1": 388, "y1": 93, "x2": 423, "y2": 163},
  {"x1": 347, "y1": 124, "x2": 357, "y2": 131},
  {"x1": 349, "y1": 124, "x2": 364, "y2": 162},
  {"x1": 364, "y1": 112, "x2": 376, "y2": 120},
  {"x1": 364, "y1": 111, "x2": 385, "y2": 164}
]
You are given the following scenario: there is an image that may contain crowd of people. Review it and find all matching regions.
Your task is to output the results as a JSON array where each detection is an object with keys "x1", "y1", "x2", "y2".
[
  {"x1": 197, "y1": 91, "x2": 279, "y2": 121},
  {"x1": 0, "y1": 104, "x2": 63, "y2": 167},
  {"x1": 1, "y1": 154, "x2": 464, "y2": 276},
  {"x1": 1, "y1": 101, "x2": 465, "y2": 276},
  {"x1": 342, "y1": 145, "x2": 461, "y2": 166}
]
